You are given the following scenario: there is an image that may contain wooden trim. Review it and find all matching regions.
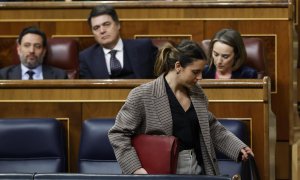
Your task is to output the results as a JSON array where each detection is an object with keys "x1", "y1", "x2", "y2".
[{"x1": 0, "y1": 1, "x2": 289, "y2": 9}]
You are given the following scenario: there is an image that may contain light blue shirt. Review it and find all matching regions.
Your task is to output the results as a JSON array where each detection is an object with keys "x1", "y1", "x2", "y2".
[{"x1": 21, "y1": 64, "x2": 43, "y2": 80}]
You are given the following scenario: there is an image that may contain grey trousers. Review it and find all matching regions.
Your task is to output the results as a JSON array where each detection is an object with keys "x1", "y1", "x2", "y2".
[{"x1": 176, "y1": 149, "x2": 202, "y2": 174}]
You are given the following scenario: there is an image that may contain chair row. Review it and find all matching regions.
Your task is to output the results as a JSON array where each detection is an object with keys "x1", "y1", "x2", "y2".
[
  {"x1": 0, "y1": 118, "x2": 250, "y2": 179},
  {"x1": 10, "y1": 37, "x2": 266, "y2": 79},
  {"x1": 80, "y1": 118, "x2": 250, "y2": 179}
]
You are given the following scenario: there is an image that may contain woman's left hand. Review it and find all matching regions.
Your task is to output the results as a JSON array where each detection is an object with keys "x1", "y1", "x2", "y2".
[{"x1": 240, "y1": 147, "x2": 254, "y2": 161}]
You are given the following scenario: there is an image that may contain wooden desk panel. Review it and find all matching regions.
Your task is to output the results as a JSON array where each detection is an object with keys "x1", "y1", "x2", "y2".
[{"x1": 0, "y1": 78, "x2": 274, "y2": 179}]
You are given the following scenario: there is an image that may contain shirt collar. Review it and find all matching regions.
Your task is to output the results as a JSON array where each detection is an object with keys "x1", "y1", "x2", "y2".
[
  {"x1": 103, "y1": 38, "x2": 123, "y2": 55},
  {"x1": 21, "y1": 63, "x2": 42, "y2": 76}
]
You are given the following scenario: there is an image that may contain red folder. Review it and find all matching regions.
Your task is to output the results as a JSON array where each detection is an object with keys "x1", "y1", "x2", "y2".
[{"x1": 131, "y1": 134, "x2": 179, "y2": 174}]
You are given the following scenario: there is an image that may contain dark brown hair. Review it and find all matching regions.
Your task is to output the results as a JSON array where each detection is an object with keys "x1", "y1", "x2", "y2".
[
  {"x1": 87, "y1": 5, "x2": 120, "y2": 27},
  {"x1": 18, "y1": 26, "x2": 47, "y2": 47},
  {"x1": 208, "y1": 28, "x2": 246, "y2": 71},
  {"x1": 154, "y1": 40, "x2": 207, "y2": 76}
]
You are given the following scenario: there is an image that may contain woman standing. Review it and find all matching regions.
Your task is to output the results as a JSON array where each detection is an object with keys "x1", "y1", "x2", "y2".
[{"x1": 108, "y1": 40, "x2": 253, "y2": 175}]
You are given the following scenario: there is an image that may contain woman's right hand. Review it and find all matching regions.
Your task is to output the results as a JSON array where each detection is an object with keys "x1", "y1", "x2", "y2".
[{"x1": 133, "y1": 168, "x2": 148, "y2": 174}]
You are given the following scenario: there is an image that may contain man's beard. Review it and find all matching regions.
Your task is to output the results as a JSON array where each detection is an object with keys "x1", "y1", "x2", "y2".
[{"x1": 20, "y1": 55, "x2": 44, "y2": 69}]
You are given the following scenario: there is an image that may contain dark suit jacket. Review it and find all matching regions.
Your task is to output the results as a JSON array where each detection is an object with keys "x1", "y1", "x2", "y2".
[
  {"x1": 202, "y1": 65, "x2": 258, "y2": 79},
  {"x1": 0, "y1": 64, "x2": 68, "y2": 79},
  {"x1": 79, "y1": 39, "x2": 158, "y2": 79},
  {"x1": 108, "y1": 75, "x2": 246, "y2": 175}
]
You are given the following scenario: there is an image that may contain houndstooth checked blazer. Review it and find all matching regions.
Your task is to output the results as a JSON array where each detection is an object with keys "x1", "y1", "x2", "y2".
[{"x1": 108, "y1": 75, "x2": 246, "y2": 175}]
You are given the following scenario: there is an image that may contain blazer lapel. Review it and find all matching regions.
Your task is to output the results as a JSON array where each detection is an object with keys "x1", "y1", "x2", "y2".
[
  {"x1": 42, "y1": 65, "x2": 54, "y2": 79},
  {"x1": 152, "y1": 75, "x2": 173, "y2": 135},
  {"x1": 123, "y1": 40, "x2": 140, "y2": 77},
  {"x1": 9, "y1": 65, "x2": 22, "y2": 79},
  {"x1": 190, "y1": 87, "x2": 212, "y2": 155},
  {"x1": 91, "y1": 46, "x2": 110, "y2": 78}
]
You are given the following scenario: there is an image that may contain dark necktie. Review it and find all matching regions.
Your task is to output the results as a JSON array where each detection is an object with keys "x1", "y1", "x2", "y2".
[
  {"x1": 27, "y1": 70, "x2": 35, "y2": 80},
  {"x1": 110, "y1": 50, "x2": 122, "y2": 76}
]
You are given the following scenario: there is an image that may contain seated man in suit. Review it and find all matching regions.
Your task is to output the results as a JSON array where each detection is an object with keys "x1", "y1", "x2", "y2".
[
  {"x1": 79, "y1": 5, "x2": 158, "y2": 79},
  {"x1": 0, "y1": 26, "x2": 68, "y2": 80}
]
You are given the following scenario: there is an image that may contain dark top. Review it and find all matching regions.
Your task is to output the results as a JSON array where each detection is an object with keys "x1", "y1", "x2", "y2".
[
  {"x1": 202, "y1": 65, "x2": 258, "y2": 79},
  {"x1": 164, "y1": 77, "x2": 204, "y2": 172},
  {"x1": 164, "y1": 78, "x2": 200, "y2": 151}
]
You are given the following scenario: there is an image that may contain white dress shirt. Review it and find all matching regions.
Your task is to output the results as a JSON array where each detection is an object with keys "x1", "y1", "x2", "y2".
[{"x1": 103, "y1": 38, "x2": 124, "y2": 75}]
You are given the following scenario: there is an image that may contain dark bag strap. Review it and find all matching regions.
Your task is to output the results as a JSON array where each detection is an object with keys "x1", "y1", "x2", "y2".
[{"x1": 241, "y1": 154, "x2": 260, "y2": 180}]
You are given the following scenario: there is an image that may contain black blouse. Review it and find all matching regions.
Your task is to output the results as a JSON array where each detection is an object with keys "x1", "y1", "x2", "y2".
[{"x1": 164, "y1": 78, "x2": 200, "y2": 151}]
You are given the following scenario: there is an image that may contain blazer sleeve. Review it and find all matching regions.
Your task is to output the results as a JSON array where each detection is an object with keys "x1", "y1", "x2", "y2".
[
  {"x1": 43, "y1": 65, "x2": 69, "y2": 79},
  {"x1": 140, "y1": 39, "x2": 158, "y2": 78},
  {"x1": 62, "y1": 71, "x2": 68, "y2": 79},
  {"x1": 208, "y1": 112, "x2": 247, "y2": 162},
  {"x1": 0, "y1": 67, "x2": 8, "y2": 79},
  {"x1": 53, "y1": 67, "x2": 68, "y2": 79},
  {"x1": 248, "y1": 69, "x2": 258, "y2": 78},
  {"x1": 79, "y1": 51, "x2": 93, "y2": 79},
  {"x1": 128, "y1": 39, "x2": 158, "y2": 78},
  {"x1": 58, "y1": 70, "x2": 68, "y2": 79},
  {"x1": 240, "y1": 66, "x2": 258, "y2": 79},
  {"x1": 147, "y1": 41, "x2": 158, "y2": 78},
  {"x1": 108, "y1": 87, "x2": 145, "y2": 174}
]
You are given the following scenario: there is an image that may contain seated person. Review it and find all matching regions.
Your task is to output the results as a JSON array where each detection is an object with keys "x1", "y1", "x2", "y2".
[
  {"x1": 202, "y1": 28, "x2": 257, "y2": 79},
  {"x1": 0, "y1": 26, "x2": 68, "y2": 80},
  {"x1": 79, "y1": 5, "x2": 158, "y2": 79}
]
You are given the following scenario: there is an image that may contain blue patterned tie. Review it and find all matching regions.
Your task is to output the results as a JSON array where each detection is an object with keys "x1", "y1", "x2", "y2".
[
  {"x1": 27, "y1": 70, "x2": 35, "y2": 80},
  {"x1": 110, "y1": 50, "x2": 122, "y2": 76}
]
